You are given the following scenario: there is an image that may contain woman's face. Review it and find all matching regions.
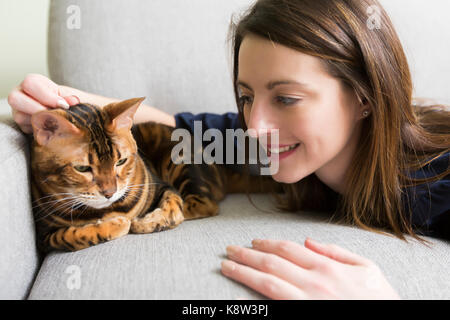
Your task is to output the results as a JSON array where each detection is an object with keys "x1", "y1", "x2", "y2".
[{"x1": 238, "y1": 35, "x2": 366, "y2": 193}]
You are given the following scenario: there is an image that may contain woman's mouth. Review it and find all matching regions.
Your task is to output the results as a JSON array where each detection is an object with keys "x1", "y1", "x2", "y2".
[{"x1": 267, "y1": 143, "x2": 301, "y2": 160}]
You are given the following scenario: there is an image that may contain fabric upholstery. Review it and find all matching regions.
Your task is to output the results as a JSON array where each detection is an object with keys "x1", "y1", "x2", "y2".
[
  {"x1": 28, "y1": 194, "x2": 450, "y2": 300},
  {"x1": 48, "y1": 0, "x2": 252, "y2": 115},
  {"x1": 0, "y1": 99, "x2": 40, "y2": 299}
]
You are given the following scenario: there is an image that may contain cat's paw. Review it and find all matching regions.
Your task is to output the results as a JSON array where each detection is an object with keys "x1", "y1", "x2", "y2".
[
  {"x1": 130, "y1": 208, "x2": 171, "y2": 234},
  {"x1": 99, "y1": 216, "x2": 131, "y2": 240}
]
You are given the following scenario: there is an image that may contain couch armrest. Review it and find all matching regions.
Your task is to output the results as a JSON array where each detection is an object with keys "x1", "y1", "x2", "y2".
[{"x1": 0, "y1": 99, "x2": 39, "y2": 299}]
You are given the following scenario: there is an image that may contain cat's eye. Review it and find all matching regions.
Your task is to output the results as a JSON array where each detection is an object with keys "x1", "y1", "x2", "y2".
[
  {"x1": 116, "y1": 158, "x2": 127, "y2": 166},
  {"x1": 74, "y1": 165, "x2": 92, "y2": 173}
]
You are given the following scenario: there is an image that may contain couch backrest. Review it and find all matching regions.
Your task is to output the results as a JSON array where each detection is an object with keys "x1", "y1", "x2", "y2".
[
  {"x1": 48, "y1": 0, "x2": 253, "y2": 115},
  {"x1": 48, "y1": 0, "x2": 450, "y2": 114}
]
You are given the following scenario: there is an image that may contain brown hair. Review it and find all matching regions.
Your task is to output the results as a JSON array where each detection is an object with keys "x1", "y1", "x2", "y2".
[{"x1": 229, "y1": 0, "x2": 450, "y2": 242}]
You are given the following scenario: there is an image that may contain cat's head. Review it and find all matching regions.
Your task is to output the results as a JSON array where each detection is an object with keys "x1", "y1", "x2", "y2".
[{"x1": 30, "y1": 97, "x2": 145, "y2": 209}]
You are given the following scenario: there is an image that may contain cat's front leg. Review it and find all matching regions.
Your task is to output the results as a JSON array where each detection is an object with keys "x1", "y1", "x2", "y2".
[
  {"x1": 130, "y1": 190, "x2": 184, "y2": 234},
  {"x1": 42, "y1": 216, "x2": 131, "y2": 252}
]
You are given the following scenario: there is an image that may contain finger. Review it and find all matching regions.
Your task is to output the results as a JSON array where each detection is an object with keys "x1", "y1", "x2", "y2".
[
  {"x1": 304, "y1": 238, "x2": 372, "y2": 266},
  {"x1": 13, "y1": 110, "x2": 32, "y2": 127},
  {"x1": 12, "y1": 110, "x2": 33, "y2": 134},
  {"x1": 251, "y1": 239, "x2": 329, "y2": 270},
  {"x1": 221, "y1": 259, "x2": 306, "y2": 300},
  {"x1": 63, "y1": 95, "x2": 80, "y2": 106},
  {"x1": 21, "y1": 124, "x2": 33, "y2": 134},
  {"x1": 8, "y1": 89, "x2": 48, "y2": 115},
  {"x1": 226, "y1": 245, "x2": 313, "y2": 289},
  {"x1": 20, "y1": 74, "x2": 69, "y2": 109}
]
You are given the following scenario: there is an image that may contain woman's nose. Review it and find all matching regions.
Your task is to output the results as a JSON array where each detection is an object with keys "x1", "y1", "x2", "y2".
[{"x1": 246, "y1": 99, "x2": 278, "y2": 138}]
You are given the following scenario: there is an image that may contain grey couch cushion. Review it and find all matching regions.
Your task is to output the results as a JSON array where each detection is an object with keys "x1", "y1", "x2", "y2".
[
  {"x1": 28, "y1": 194, "x2": 450, "y2": 300},
  {"x1": 0, "y1": 99, "x2": 40, "y2": 299}
]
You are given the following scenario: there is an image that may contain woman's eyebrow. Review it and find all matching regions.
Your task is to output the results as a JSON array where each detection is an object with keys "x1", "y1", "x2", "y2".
[
  {"x1": 237, "y1": 80, "x2": 310, "y2": 91},
  {"x1": 237, "y1": 81, "x2": 253, "y2": 91}
]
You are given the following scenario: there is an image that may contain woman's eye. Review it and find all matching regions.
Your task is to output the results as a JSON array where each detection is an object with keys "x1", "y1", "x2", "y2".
[
  {"x1": 276, "y1": 96, "x2": 300, "y2": 106},
  {"x1": 238, "y1": 95, "x2": 253, "y2": 107},
  {"x1": 116, "y1": 158, "x2": 127, "y2": 166},
  {"x1": 74, "y1": 165, "x2": 92, "y2": 173}
]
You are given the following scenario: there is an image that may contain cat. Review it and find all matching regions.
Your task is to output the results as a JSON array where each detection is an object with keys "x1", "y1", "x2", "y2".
[{"x1": 30, "y1": 97, "x2": 273, "y2": 253}]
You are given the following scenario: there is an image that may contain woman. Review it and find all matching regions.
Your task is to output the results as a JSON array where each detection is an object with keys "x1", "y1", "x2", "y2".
[{"x1": 8, "y1": 0, "x2": 449, "y2": 299}]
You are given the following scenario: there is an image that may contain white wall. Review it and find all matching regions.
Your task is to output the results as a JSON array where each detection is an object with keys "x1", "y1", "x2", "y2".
[
  {"x1": 379, "y1": 0, "x2": 450, "y2": 104},
  {"x1": 0, "y1": 0, "x2": 50, "y2": 98}
]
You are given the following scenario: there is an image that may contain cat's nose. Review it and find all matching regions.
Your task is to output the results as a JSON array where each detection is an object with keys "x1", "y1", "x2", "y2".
[{"x1": 101, "y1": 188, "x2": 116, "y2": 199}]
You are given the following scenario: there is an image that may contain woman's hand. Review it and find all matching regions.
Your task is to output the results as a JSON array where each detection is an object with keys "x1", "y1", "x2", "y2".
[
  {"x1": 221, "y1": 238, "x2": 400, "y2": 300},
  {"x1": 7, "y1": 74, "x2": 80, "y2": 133}
]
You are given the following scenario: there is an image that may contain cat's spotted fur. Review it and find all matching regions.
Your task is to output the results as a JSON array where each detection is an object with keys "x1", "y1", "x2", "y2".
[{"x1": 30, "y1": 98, "x2": 272, "y2": 253}]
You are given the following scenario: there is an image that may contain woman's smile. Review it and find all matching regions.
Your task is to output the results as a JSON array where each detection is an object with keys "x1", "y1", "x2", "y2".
[{"x1": 266, "y1": 143, "x2": 301, "y2": 160}]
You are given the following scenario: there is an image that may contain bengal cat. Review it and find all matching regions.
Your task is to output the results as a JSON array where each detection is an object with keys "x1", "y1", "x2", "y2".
[{"x1": 30, "y1": 97, "x2": 273, "y2": 253}]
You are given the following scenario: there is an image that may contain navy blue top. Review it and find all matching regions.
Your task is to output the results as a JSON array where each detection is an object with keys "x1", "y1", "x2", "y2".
[{"x1": 175, "y1": 112, "x2": 450, "y2": 240}]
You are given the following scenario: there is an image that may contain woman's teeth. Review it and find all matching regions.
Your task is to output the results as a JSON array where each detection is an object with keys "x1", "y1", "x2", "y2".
[{"x1": 268, "y1": 144, "x2": 300, "y2": 154}]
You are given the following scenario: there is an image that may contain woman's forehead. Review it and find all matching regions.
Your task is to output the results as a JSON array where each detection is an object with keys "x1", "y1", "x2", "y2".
[{"x1": 238, "y1": 35, "x2": 332, "y2": 87}]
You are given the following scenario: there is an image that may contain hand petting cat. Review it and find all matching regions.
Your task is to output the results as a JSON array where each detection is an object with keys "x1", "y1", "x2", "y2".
[{"x1": 8, "y1": 73, "x2": 80, "y2": 134}]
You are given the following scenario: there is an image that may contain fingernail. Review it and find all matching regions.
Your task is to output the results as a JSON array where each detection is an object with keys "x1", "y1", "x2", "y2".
[
  {"x1": 307, "y1": 238, "x2": 320, "y2": 245},
  {"x1": 71, "y1": 95, "x2": 80, "y2": 104},
  {"x1": 221, "y1": 260, "x2": 236, "y2": 273},
  {"x1": 252, "y1": 239, "x2": 262, "y2": 247},
  {"x1": 57, "y1": 99, "x2": 70, "y2": 109},
  {"x1": 226, "y1": 246, "x2": 238, "y2": 259}
]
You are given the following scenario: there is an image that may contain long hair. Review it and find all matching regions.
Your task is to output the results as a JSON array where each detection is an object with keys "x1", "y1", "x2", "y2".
[{"x1": 229, "y1": 0, "x2": 450, "y2": 242}]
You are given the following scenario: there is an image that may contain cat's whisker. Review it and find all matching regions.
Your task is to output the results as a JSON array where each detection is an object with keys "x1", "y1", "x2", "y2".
[
  {"x1": 126, "y1": 182, "x2": 163, "y2": 187},
  {"x1": 125, "y1": 187, "x2": 148, "y2": 191},
  {"x1": 126, "y1": 187, "x2": 158, "y2": 190},
  {"x1": 35, "y1": 200, "x2": 80, "y2": 222},
  {"x1": 34, "y1": 193, "x2": 98, "y2": 211},
  {"x1": 69, "y1": 201, "x2": 78, "y2": 225},
  {"x1": 32, "y1": 193, "x2": 76, "y2": 204},
  {"x1": 57, "y1": 200, "x2": 86, "y2": 225},
  {"x1": 63, "y1": 200, "x2": 79, "y2": 221},
  {"x1": 58, "y1": 202, "x2": 77, "y2": 221},
  {"x1": 77, "y1": 201, "x2": 91, "y2": 216},
  {"x1": 55, "y1": 200, "x2": 85, "y2": 222},
  {"x1": 33, "y1": 192, "x2": 72, "y2": 202},
  {"x1": 33, "y1": 197, "x2": 81, "y2": 211},
  {"x1": 35, "y1": 197, "x2": 82, "y2": 220},
  {"x1": 34, "y1": 193, "x2": 76, "y2": 202},
  {"x1": 45, "y1": 199, "x2": 80, "y2": 216},
  {"x1": 33, "y1": 196, "x2": 80, "y2": 210},
  {"x1": 34, "y1": 192, "x2": 95, "y2": 204},
  {"x1": 122, "y1": 193, "x2": 140, "y2": 202}
]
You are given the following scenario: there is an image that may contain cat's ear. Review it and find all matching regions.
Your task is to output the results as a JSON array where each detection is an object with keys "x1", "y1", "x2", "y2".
[
  {"x1": 104, "y1": 97, "x2": 146, "y2": 131},
  {"x1": 31, "y1": 110, "x2": 81, "y2": 146}
]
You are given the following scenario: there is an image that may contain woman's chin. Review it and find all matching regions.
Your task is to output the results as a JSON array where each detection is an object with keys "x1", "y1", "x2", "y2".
[
  {"x1": 270, "y1": 161, "x2": 312, "y2": 184},
  {"x1": 271, "y1": 171, "x2": 302, "y2": 184}
]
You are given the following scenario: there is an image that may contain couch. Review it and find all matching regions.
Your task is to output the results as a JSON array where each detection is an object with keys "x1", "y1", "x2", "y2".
[{"x1": 1, "y1": 0, "x2": 449, "y2": 300}]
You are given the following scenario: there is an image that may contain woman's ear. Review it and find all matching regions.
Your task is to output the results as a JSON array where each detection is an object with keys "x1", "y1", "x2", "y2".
[
  {"x1": 31, "y1": 110, "x2": 81, "y2": 146},
  {"x1": 104, "y1": 97, "x2": 146, "y2": 132}
]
